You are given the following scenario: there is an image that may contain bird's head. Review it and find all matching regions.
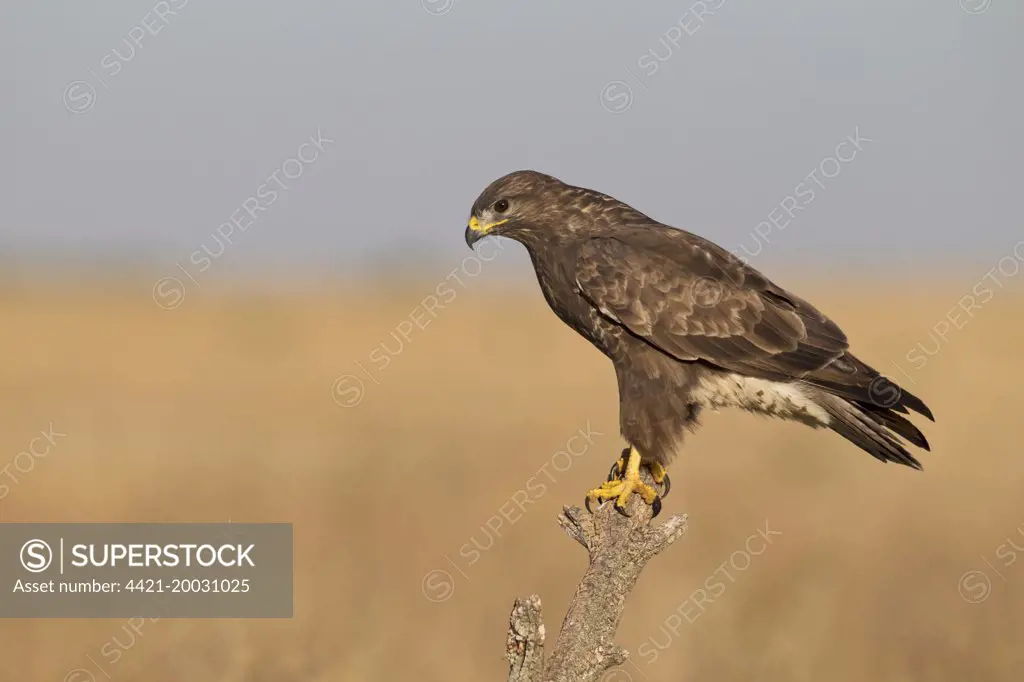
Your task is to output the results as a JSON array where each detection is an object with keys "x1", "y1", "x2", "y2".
[{"x1": 464, "y1": 170, "x2": 565, "y2": 249}]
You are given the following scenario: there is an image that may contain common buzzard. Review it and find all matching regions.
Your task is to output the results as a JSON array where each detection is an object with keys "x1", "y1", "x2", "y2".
[{"x1": 464, "y1": 171, "x2": 933, "y2": 516}]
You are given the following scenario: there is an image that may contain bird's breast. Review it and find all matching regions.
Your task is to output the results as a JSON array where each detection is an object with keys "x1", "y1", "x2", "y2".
[{"x1": 527, "y1": 251, "x2": 620, "y2": 356}]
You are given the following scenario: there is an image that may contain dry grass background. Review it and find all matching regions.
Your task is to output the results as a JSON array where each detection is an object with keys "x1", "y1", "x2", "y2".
[{"x1": 0, "y1": 277, "x2": 1021, "y2": 681}]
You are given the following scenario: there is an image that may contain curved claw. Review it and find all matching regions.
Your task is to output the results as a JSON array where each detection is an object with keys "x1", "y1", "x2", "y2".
[
  {"x1": 660, "y1": 473, "x2": 671, "y2": 499},
  {"x1": 585, "y1": 495, "x2": 594, "y2": 514},
  {"x1": 651, "y1": 496, "x2": 662, "y2": 518},
  {"x1": 614, "y1": 501, "x2": 631, "y2": 518},
  {"x1": 607, "y1": 452, "x2": 629, "y2": 482}
]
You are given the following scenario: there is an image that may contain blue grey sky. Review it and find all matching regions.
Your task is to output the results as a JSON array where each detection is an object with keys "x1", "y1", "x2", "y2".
[{"x1": 6, "y1": 0, "x2": 1022, "y2": 279}]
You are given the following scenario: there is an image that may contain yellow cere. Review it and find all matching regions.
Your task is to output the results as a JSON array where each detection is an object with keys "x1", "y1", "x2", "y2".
[{"x1": 468, "y1": 215, "x2": 510, "y2": 234}]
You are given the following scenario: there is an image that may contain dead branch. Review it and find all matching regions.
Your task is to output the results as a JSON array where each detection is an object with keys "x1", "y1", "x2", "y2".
[{"x1": 505, "y1": 469, "x2": 688, "y2": 682}]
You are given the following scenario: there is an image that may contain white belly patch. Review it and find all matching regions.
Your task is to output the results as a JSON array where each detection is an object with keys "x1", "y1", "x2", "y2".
[{"x1": 691, "y1": 373, "x2": 831, "y2": 426}]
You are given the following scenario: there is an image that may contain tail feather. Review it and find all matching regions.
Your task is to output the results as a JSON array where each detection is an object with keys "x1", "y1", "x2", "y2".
[
  {"x1": 805, "y1": 375, "x2": 934, "y2": 422},
  {"x1": 815, "y1": 394, "x2": 924, "y2": 470},
  {"x1": 804, "y1": 352, "x2": 935, "y2": 421},
  {"x1": 886, "y1": 386, "x2": 934, "y2": 422},
  {"x1": 856, "y1": 402, "x2": 931, "y2": 451}
]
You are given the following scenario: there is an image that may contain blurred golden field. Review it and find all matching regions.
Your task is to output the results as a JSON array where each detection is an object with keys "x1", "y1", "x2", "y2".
[{"x1": 1, "y1": 277, "x2": 1022, "y2": 681}]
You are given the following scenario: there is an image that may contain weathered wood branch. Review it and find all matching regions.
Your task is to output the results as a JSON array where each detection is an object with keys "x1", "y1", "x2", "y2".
[{"x1": 506, "y1": 470, "x2": 688, "y2": 682}]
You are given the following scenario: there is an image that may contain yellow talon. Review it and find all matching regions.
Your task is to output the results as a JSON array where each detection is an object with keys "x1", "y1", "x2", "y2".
[
  {"x1": 649, "y1": 461, "x2": 668, "y2": 484},
  {"x1": 648, "y1": 460, "x2": 671, "y2": 498},
  {"x1": 586, "y1": 447, "x2": 660, "y2": 514},
  {"x1": 607, "y1": 450, "x2": 629, "y2": 481}
]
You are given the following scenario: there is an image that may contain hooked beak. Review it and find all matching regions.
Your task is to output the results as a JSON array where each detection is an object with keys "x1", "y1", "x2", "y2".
[{"x1": 465, "y1": 215, "x2": 509, "y2": 249}]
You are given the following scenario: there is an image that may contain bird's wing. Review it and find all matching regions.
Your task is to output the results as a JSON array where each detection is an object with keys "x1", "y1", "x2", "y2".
[{"x1": 573, "y1": 232, "x2": 850, "y2": 381}]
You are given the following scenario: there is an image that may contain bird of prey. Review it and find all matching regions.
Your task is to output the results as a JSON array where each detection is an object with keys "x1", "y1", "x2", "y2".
[{"x1": 464, "y1": 170, "x2": 934, "y2": 516}]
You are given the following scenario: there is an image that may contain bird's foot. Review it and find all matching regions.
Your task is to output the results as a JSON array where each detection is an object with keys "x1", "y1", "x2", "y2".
[
  {"x1": 606, "y1": 448, "x2": 630, "y2": 481},
  {"x1": 587, "y1": 447, "x2": 662, "y2": 517},
  {"x1": 606, "y1": 451, "x2": 671, "y2": 498},
  {"x1": 649, "y1": 461, "x2": 671, "y2": 499}
]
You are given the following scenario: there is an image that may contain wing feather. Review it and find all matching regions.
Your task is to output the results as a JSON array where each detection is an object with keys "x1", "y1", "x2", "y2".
[
  {"x1": 573, "y1": 234, "x2": 848, "y2": 381},
  {"x1": 572, "y1": 230, "x2": 933, "y2": 421}
]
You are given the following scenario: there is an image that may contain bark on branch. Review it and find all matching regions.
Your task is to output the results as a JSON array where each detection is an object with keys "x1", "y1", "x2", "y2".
[{"x1": 506, "y1": 469, "x2": 688, "y2": 682}]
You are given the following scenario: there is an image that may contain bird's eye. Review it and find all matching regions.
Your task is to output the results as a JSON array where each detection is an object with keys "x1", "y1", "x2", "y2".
[{"x1": 493, "y1": 199, "x2": 509, "y2": 213}]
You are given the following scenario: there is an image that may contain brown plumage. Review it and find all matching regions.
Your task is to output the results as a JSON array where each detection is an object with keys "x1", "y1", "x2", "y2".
[{"x1": 465, "y1": 170, "x2": 934, "y2": 485}]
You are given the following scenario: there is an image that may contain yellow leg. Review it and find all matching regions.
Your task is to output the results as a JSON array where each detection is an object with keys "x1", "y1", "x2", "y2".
[
  {"x1": 649, "y1": 461, "x2": 668, "y2": 484},
  {"x1": 586, "y1": 446, "x2": 662, "y2": 516}
]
